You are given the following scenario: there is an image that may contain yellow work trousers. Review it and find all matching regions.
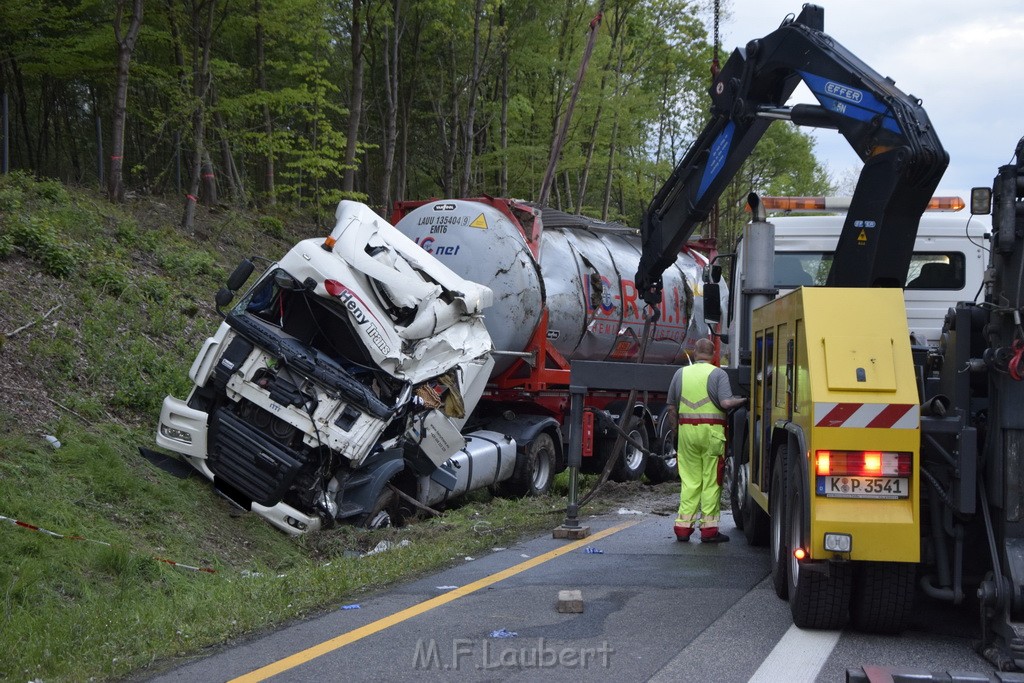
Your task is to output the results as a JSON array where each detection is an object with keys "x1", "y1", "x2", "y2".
[{"x1": 675, "y1": 423, "x2": 725, "y2": 532}]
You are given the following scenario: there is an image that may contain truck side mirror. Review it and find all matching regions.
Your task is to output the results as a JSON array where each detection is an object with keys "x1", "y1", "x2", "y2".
[
  {"x1": 227, "y1": 259, "x2": 255, "y2": 291},
  {"x1": 704, "y1": 282, "x2": 722, "y2": 324},
  {"x1": 215, "y1": 259, "x2": 255, "y2": 313},
  {"x1": 970, "y1": 187, "x2": 992, "y2": 215},
  {"x1": 703, "y1": 264, "x2": 722, "y2": 284},
  {"x1": 215, "y1": 287, "x2": 235, "y2": 309}
]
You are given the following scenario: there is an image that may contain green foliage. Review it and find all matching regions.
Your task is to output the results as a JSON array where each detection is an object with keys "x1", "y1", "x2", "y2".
[
  {"x1": 259, "y1": 215, "x2": 286, "y2": 238},
  {"x1": 8, "y1": 217, "x2": 78, "y2": 277},
  {"x1": 0, "y1": 232, "x2": 14, "y2": 258}
]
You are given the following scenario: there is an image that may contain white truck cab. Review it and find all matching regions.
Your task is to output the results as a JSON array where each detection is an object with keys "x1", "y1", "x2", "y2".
[{"x1": 728, "y1": 197, "x2": 989, "y2": 362}]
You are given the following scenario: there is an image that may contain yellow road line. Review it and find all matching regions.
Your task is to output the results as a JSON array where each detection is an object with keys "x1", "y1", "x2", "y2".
[{"x1": 230, "y1": 520, "x2": 640, "y2": 682}]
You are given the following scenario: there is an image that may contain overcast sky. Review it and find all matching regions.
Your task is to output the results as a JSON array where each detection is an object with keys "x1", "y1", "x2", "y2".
[{"x1": 713, "y1": 1, "x2": 1024, "y2": 197}]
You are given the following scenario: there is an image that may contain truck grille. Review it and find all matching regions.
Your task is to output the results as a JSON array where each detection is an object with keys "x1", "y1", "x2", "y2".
[{"x1": 209, "y1": 408, "x2": 305, "y2": 507}]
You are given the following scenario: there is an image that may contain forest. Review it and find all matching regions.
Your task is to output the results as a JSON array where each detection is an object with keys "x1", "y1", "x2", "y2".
[{"x1": 0, "y1": 0, "x2": 830, "y2": 247}]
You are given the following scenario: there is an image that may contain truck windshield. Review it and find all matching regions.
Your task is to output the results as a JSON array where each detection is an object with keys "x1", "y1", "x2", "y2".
[
  {"x1": 774, "y1": 252, "x2": 966, "y2": 290},
  {"x1": 236, "y1": 269, "x2": 377, "y2": 369}
]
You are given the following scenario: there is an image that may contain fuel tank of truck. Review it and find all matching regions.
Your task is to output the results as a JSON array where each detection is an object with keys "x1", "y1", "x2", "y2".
[{"x1": 393, "y1": 198, "x2": 723, "y2": 373}]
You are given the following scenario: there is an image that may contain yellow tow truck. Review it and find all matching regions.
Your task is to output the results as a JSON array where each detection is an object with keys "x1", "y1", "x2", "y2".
[
  {"x1": 636, "y1": 3, "x2": 1024, "y2": 669},
  {"x1": 749, "y1": 287, "x2": 921, "y2": 629}
]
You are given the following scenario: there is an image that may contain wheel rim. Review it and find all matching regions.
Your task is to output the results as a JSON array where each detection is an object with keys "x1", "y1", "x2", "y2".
[
  {"x1": 788, "y1": 491, "x2": 802, "y2": 588},
  {"x1": 366, "y1": 510, "x2": 392, "y2": 529},
  {"x1": 532, "y1": 446, "x2": 552, "y2": 490},
  {"x1": 736, "y1": 462, "x2": 749, "y2": 516},
  {"x1": 660, "y1": 431, "x2": 677, "y2": 470},
  {"x1": 770, "y1": 484, "x2": 783, "y2": 566},
  {"x1": 623, "y1": 429, "x2": 645, "y2": 471}
]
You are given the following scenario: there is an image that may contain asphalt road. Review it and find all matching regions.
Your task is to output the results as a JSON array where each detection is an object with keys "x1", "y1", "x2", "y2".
[{"x1": 146, "y1": 507, "x2": 999, "y2": 683}]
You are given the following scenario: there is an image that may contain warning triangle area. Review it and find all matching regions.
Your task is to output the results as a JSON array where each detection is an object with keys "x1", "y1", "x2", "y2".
[
  {"x1": 857, "y1": 229, "x2": 867, "y2": 244},
  {"x1": 470, "y1": 213, "x2": 488, "y2": 229}
]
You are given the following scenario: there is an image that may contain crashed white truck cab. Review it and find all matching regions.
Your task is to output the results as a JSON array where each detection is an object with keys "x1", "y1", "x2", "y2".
[{"x1": 157, "y1": 201, "x2": 514, "y2": 534}]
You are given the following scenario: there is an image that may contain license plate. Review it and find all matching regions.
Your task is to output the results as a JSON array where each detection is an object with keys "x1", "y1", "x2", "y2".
[{"x1": 817, "y1": 476, "x2": 909, "y2": 499}]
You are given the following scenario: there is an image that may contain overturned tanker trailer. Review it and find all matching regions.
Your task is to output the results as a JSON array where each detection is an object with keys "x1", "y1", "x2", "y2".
[
  {"x1": 156, "y1": 198, "x2": 723, "y2": 534},
  {"x1": 391, "y1": 197, "x2": 726, "y2": 486}
]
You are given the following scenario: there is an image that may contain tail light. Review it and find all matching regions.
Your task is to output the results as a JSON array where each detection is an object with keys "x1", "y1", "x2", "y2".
[{"x1": 815, "y1": 450, "x2": 911, "y2": 477}]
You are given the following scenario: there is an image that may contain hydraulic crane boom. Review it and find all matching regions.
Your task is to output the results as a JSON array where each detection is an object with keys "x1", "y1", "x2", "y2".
[{"x1": 636, "y1": 4, "x2": 948, "y2": 306}]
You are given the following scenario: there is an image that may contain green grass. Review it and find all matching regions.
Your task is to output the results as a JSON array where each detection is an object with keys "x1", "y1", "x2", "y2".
[
  {"x1": 0, "y1": 174, "x2": 642, "y2": 682},
  {"x1": 0, "y1": 424, "x2": 570, "y2": 681}
]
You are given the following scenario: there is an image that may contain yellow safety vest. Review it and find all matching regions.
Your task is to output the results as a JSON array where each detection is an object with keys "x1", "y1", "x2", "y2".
[{"x1": 678, "y1": 363, "x2": 726, "y2": 427}]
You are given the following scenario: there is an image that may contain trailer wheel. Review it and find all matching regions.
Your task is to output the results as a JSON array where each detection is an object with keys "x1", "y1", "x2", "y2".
[
  {"x1": 851, "y1": 562, "x2": 915, "y2": 633},
  {"x1": 770, "y1": 451, "x2": 790, "y2": 599},
  {"x1": 500, "y1": 433, "x2": 556, "y2": 498},
  {"x1": 609, "y1": 417, "x2": 648, "y2": 482},
  {"x1": 645, "y1": 424, "x2": 679, "y2": 484},
  {"x1": 787, "y1": 460, "x2": 851, "y2": 629}
]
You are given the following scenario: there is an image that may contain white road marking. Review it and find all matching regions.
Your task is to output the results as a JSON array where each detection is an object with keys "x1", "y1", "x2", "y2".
[{"x1": 748, "y1": 624, "x2": 841, "y2": 683}]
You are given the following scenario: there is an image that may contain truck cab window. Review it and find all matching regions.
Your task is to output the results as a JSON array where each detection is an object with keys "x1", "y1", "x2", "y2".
[{"x1": 904, "y1": 253, "x2": 965, "y2": 289}]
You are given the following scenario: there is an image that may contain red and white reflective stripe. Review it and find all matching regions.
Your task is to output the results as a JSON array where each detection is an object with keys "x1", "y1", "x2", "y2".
[
  {"x1": 1, "y1": 514, "x2": 216, "y2": 574},
  {"x1": 814, "y1": 403, "x2": 919, "y2": 429}
]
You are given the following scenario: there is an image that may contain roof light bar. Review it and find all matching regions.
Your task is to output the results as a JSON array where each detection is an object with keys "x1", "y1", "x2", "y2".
[{"x1": 750, "y1": 195, "x2": 964, "y2": 213}]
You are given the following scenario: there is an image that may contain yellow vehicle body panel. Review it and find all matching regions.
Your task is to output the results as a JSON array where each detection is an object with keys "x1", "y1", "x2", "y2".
[{"x1": 750, "y1": 287, "x2": 920, "y2": 563}]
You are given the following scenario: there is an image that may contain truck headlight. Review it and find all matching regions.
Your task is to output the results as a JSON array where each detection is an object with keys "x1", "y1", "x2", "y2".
[
  {"x1": 824, "y1": 533, "x2": 851, "y2": 553},
  {"x1": 160, "y1": 424, "x2": 193, "y2": 444}
]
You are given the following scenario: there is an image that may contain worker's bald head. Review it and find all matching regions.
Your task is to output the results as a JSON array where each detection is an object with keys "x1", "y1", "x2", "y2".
[{"x1": 694, "y1": 338, "x2": 715, "y2": 361}]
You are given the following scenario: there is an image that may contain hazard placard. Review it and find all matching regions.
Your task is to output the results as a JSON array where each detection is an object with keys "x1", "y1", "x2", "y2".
[
  {"x1": 469, "y1": 213, "x2": 488, "y2": 229},
  {"x1": 857, "y1": 229, "x2": 867, "y2": 244}
]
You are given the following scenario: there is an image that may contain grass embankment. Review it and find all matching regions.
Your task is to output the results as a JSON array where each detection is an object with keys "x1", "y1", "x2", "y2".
[{"x1": 0, "y1": 174, "x2": 627, "y2": 682}]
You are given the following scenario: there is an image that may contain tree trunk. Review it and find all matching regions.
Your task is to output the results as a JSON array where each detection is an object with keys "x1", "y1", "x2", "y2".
[
  {"x1": 254, "y1": 0, "x2": 275, "y2": 205},
  {"x1": 459, "y1": 0, "x2": 487, "y2": 197},
  {"x1": 342, "y1": 0, "x2": 364, "y2": 194},
  {"x1": 182, "y1": 0, "x2": 217, "y2": 232},
  {"x1": 210, "y1": 80, "x2": 245, "y2": 205},
  {"x1": 396, "y1": 15, "x2": 422, "y2": 203},
  {"x1": 109, "y1": 0, "x2": 143, "y2": 202},
  {"x1": 576, "y1": 4, "x2": 622, "y2": 213},
  {"x1": 539, "y1": 9, "x2": 602, "y2": 206},
  {"x1": 380, "y1": 0, "x2": 404, "y2": 213},
  {"x1": 498, "y1": 1, "x2": 508, "y2": 197},
  {"x1": 8, "y1": 57, "x2": 36, "y2": 171}
]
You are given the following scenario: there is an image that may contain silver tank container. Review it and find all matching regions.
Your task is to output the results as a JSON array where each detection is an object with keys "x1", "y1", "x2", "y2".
[{"x1": 394, "y1": 199, "x2": 722, "y2": 372}]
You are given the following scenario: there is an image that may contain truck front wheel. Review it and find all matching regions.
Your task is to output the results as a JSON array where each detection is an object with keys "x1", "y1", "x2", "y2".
[
  {"x1": 770, "y1": 452, "x2": 790, "y2": 599},
  {"x1": 360, "y1": 487, "x2": 399, "y2": 529}
]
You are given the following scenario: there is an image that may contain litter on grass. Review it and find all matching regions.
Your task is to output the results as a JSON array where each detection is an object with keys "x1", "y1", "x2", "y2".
[{"x1": 362, "y1": 539, "x2": 411, "y2": 556}]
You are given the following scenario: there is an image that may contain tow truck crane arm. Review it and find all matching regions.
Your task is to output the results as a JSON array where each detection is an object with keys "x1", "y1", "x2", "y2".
[{"x1": 636, "y1": 4, "x2": 948, "y2": 306}]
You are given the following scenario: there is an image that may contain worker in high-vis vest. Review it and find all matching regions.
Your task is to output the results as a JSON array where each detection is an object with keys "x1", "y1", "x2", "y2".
[{"x1": 665, "y1": 338, "x2": 747, "y2": 543}]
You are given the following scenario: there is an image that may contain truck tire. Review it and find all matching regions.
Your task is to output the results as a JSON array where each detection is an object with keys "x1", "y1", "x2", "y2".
[
  {"x1": 770, "y1": 451, "x2": 789, "y2": 599},
  {"x1": 787, "y1": 459, "x2": 851, "y2": 629},
  {"x1": 608, "y1": 417, "x2": 648, "y2": 482},
  {"x1": 359, "y1": 487, "x2": 399, "y2": 529},
  {"x1": 499, "y1": 433, "x2": 556, "y2": 498},
  {"x1": 742, "y1": 487, "x2": 769, "y2": 546},
  {"x1": 850, "y1": 562, "x2": 915, "y2": 633},
  {"x1": 645, "y1": 424, "x2": 679, "y2": 484},
  {"x1": 727, "y1": 437, "x2": 746, "y2": 530}
]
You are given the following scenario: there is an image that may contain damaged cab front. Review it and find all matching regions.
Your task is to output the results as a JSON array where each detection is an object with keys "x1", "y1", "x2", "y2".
[{"x1": 157, "y1": 201, "x2": 494, "y2": 534}]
